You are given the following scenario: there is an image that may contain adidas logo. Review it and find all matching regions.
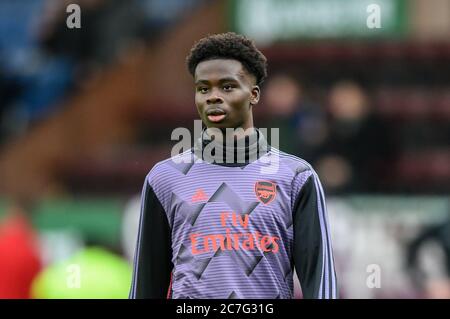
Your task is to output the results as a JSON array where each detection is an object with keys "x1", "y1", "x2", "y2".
[{"x1": 191, "y1": 188, "x2": 208, "y2": 203}]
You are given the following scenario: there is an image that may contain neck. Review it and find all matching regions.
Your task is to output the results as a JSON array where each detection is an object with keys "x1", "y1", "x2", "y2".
[{"x1": 193, "y1": 127, "x2": 269, "y2": 166}]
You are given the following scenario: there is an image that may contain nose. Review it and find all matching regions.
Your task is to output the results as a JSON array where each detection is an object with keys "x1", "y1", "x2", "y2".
[{"x1": 206, "y1": 93, "x2": 223, "y2": 105}]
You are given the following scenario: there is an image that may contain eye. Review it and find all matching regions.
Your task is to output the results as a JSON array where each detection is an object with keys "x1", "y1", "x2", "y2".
[
  {"x1": 223, "y1": 84, "x2": 233, "y2": 91},
  {"x1": 197, "y1": 87, "x2": 209, "y2": 94}
]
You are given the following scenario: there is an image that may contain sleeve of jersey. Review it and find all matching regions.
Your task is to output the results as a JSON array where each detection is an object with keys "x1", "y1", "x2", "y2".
[
  {"x1": 129, "y1": 176, "x2": 173, "y2": 299},
  {"x1": 292, "y1": 172, "x2": 338, "y2": 299}
]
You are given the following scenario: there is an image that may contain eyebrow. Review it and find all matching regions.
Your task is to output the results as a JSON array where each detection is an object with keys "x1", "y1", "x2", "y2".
[{"x1": 195, "y1": 77, "x2": 240, "y2": 85}]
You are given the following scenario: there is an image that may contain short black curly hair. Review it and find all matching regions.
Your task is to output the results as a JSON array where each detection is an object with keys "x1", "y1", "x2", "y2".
[{"x1": 186, "y1": 32, "x2": 268, "y2": 86}]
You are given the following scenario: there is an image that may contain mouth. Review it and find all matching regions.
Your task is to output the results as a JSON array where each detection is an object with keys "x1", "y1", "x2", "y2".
[{"x1": 206, "y1": 108, "x2": 226, "y2": 123}]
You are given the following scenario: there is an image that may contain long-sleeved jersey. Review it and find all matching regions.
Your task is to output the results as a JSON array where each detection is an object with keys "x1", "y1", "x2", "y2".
[{"x1": 129, "y1": 131, "x2": 337, "y2": 299}]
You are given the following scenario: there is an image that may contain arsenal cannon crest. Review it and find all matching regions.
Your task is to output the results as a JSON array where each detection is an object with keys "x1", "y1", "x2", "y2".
[{"x1": 254, "y1": 181, "x2": 277, "y2": 205}]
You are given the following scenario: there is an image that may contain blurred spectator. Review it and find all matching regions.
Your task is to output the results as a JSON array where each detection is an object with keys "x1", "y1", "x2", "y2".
[
  {"x1": 406, "y1": 216, "x2": 450, "y2": 298},
  {"x1": 314, "y1": 80, "x2": 396, "y2": 194},
  {"x1": 0, "y1": 0, "x2": 150, "y2": 143},
  {"x1": 261, "y1": 74, "x2": 326, "y2": 156},
  {"x1": 39, "y1": 0, "x2": 147, "y2": 75},
  {"x1": 0, "y1": 52, "x2": 23, "y2": 144},
  {"x1": 0, "y1": 201, "x2": 42, "y2": 298},
  {"x1": 0, "y1": 0, "x2": 74, "y2": 140}
]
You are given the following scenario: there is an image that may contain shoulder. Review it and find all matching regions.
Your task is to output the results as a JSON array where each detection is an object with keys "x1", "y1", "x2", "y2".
[
  {"x1": 269, "y1": 148, "x2": 322, "y2": 198},
  {"x1": 145, "y1": 149, "x2": 194, "y2": 187},
  {"x1": 270, "y1": 147, "x2": 315, "y2": 176}
]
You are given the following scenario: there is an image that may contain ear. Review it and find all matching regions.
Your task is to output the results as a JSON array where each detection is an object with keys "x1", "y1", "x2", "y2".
[{"x1": 250, "y1": 85, "x2": 260, "y2": 106}]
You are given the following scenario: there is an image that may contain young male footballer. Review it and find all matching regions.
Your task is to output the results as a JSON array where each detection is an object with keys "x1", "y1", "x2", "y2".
[{"x1": 130, "y1": 32, "x2": 337, "y2": 299}]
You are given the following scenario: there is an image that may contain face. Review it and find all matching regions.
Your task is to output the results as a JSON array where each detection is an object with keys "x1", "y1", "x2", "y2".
[{"x1": 194, "y1": 59, "x2": 260, "y2": 131}]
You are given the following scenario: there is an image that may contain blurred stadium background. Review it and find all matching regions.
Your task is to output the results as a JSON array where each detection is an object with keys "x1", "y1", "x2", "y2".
[{"x1": 0, "y1": 0, "x2": 449, "y2": 299}]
